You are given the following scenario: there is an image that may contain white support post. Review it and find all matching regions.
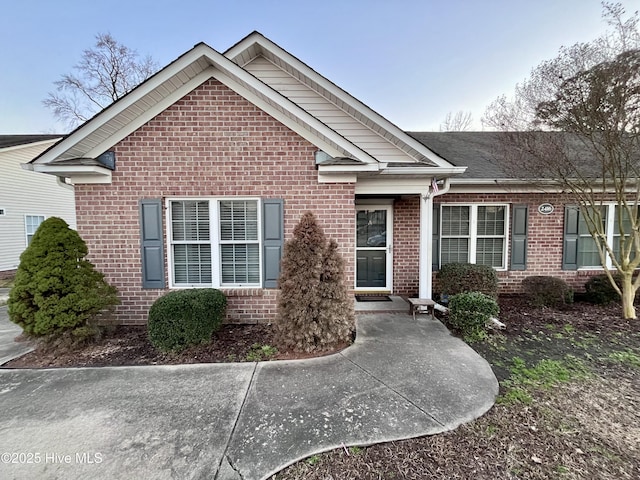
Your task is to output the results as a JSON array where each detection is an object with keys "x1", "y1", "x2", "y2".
[{"x1": 419, "y1": 192, "x2": 433, "y2": 299}]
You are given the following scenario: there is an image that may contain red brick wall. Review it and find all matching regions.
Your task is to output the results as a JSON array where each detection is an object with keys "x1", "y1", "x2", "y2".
[
  {"x1": 393, "y1": 196, "x2": 420, "y2": 296},
  {"x1": 392, "y1": 192, "x2": 603, "y2": 296},
  {"x1": 75, "y1": 79, "x2": 355, "y2": 325},
  {"x1": 444, "y1": 192, "x2": 610, "y2": 293}
]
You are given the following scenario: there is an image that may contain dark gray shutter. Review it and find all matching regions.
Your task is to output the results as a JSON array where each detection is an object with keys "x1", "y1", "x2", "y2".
[
  {"x1": 262, "y1": 199, "x2": 284, "y2": 288},
  {"x1": 510, "y1": 205, "x2": 528, "y2": 270},
  {"x1": 432, "y1": 203, "x2": 440, "y2": 271},
  {"x1": 139, "y1": 199, "x2": 165, "y2": 288},
  {"x1": 563, "y1": 206, "x2": 580, "y2": 270}
]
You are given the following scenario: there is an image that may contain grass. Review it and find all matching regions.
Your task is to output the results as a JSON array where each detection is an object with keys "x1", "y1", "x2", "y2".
[{"x1": 245, "y1": 343, "x2": 278, "y2": 362}]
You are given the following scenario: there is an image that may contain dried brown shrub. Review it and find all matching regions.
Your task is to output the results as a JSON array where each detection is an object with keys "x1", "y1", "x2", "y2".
[{"x1": 276, "y1": 213, "x2": 354, "y2": 352}]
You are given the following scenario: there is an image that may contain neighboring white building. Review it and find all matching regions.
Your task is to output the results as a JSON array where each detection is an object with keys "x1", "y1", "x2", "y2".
[{"x1": 0, "y1": 135, "x2": 76, "y2": 275}]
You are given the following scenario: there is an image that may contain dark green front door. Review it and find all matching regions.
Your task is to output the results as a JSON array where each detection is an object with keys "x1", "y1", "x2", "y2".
[{"x1": 356, "y1": 207, "x2": 391, "y2": 289}]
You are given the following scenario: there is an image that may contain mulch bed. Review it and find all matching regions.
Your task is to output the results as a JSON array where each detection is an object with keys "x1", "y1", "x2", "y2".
[{"x1": 3, "y1": 323, "x2": 346, "y2": 369}]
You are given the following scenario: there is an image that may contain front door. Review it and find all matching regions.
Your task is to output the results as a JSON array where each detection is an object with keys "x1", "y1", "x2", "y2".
[{"x1": 355, "y1": 206, "x2": 393, "y2": 291}]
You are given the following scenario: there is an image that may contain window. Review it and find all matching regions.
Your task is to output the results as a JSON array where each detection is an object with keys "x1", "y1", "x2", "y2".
[
  {"x1": 440, "y1": 205, "x2": 508, "y2": 269},
  {"x1": 168, "y1": 199, "x2": 260, "y2": 287},
  {"x1": 576, "y1": 204, "x2": 637, "y2": 268},
  {"x1": 25, "y1": 215, "x2": 45, "y2": 245},
  {"x1": 0, "y1": 208, "x2": 5, "y2": 216}
]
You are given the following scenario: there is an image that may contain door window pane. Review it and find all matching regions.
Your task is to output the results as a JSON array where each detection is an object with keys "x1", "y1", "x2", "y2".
[{"x1": 357, "y1": 210, "x2": 387, "y2": 247}]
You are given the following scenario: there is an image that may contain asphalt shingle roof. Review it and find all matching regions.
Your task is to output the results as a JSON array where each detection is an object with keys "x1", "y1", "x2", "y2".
[
  {"x1": 0, "y1": 135, "x2": 62, "y2": 149},
  {"x1": 407, "y1": 132, "x2": 508, "y2": 179}
]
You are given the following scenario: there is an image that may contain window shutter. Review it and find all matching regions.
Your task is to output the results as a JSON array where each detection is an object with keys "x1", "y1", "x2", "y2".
[
  {"x1": 510, "y1": 205, "x2": 528, "y2": 270},
  {"x1": 432, "y1": 204, "x2": 440, "y2": 271},
  {"x1": 140, "y1": 199, "x2": 166, "y2": 288},
  {"x1": 563, "y1": 206, "x2": 579, "y2": 270},
  {"x1": 262, "y1": 199, "x2": 284, "y2": 288}
]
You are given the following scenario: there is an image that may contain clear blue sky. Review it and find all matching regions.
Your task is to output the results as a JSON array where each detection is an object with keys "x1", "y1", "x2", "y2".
[{"x1": 1, "y1": 0, "x2": 637, "y2": 134}]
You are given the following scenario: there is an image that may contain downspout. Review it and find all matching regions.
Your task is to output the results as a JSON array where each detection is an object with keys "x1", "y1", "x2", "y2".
[{"x1": 419, "y1": 178, "x2": 451, "y2": 299}]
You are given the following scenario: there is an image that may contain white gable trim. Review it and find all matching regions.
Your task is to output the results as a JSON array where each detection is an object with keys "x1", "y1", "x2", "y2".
[
  {"x1": 33, "y1": 42, "x2": 378, "y2": 169},
  {"x1": 226, "y1": 33, "x2": 455, "y2": 168}
]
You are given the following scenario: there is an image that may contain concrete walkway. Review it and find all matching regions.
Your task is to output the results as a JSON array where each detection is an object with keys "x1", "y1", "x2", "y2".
[
  {"x1": 0, "y1": 305, "x2": 34, "y2": 365},
  {"x1": 0, "y1": 308, "x2": 498, "y2": 480}
]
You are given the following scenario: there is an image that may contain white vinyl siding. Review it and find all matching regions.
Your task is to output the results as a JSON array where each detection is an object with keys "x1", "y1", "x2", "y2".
[
  {"x1": 168, "y1": 198, "x2": 261, "y2": 288},
  {"x1": 440, "y1": 204, "x2": 508, "y2": 270},
  {"x1": 0, "y1": 139, "x2": 75, "y2": 272},
  {"x1": 25, "y1": 215, "x2": 45, "y2": 245},
  {"x1": 243, "y1": 57, "x2": 411, "y2": 163}
]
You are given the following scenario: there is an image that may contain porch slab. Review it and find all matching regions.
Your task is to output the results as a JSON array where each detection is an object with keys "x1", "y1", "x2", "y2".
[{"x1": 354, "y1": 295, "x2": 409, "y2": 313}]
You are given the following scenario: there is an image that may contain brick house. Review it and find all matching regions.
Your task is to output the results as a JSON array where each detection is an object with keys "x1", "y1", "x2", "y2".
[{"x1": 29, "y1": 32, "x2": 606, "y2": 325}]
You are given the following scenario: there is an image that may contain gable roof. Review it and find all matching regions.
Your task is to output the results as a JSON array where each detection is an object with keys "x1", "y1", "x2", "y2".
[{"x1": 30, "y1": 32, "x2": 465, "y2": 183}]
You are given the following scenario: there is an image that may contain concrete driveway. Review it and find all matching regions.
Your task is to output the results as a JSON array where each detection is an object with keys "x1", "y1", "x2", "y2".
[{"x1": 0, "y1": 307, "x2": 498, "y2": 480}]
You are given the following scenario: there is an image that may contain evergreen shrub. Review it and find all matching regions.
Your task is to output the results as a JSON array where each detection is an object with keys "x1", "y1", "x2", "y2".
[
  {"x1": 522, "y1": 276, "x2": 574, "y2": 307},
  {"x1": 448, "y1": 292, "x2": 499, "y2": 342},
  {"x1": 148, "y1": 289, "x2": 226, "y2": 352},
  {"x1": 8, "y1": 217, "x2": 119, "y2": 337},
  {"x1": 437, "y1": 263, "x2": 499, "y2": 299},
  {"x1": 276, "y1": 212, "x2": 354, "y2": 352},
  {"x1": 584, "y1": 274, "x2": 621, "y2": 304}
]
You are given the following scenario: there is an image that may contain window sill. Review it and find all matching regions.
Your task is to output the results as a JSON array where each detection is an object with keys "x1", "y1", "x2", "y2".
[{"x1": 221, "y1": 288, "x2": 264, "y2": 297}]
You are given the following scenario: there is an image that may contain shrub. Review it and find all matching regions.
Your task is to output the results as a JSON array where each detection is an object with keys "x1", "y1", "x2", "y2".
[
  {"x1": 584, "y1": 274, "x2": 620, "y2": 304},
  {"x1": 148, "y1": 289, "x2": 226, "y2": 352},
  {"x1": 448, "y1": 292, "x2": 499, "y2": 342},
  {"x1": 436, "y1": 263, "x2": 499, "y2": 299},
  {"x1": 276, "y1": 213, "x2": 354, "y2": 352},
  {"x1": 8, "y1": 217, "x2": 119, "y2": 337},
  {"x1": 522, "y1": 276, "x2": 574, "y2": 307}
]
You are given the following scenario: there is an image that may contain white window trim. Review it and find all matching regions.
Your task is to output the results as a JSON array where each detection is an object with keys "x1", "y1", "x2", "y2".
[
  {"x1": 24, "y1": 214, "x2": 46, "y2": 246},
  {"x1": 165, "y1": 197, "x2": 262, "y2": 289},
  {"x1": 439, "y1": 203, "x2": 510, "y2": 271},
  {"x1": 578, "y1": 203, "x2": 621, "y2": 270}
]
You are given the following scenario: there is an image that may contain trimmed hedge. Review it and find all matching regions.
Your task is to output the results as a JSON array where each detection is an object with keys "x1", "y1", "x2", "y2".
[
  {"x1": 437, "y1": 263, "x2": 499, "y2": 299},
  {"x1": 522, "y1": 276, "x2": 574, "y2": 307},
  {"x1": 148, "y1": 289, "x2": 227, "y2": 352},
  {"x1": 584, "y1": 274, "x2": 621, "y2": 304},
  {"x1": 448, "y1": 292, "x2": 499, "y2": 342}
]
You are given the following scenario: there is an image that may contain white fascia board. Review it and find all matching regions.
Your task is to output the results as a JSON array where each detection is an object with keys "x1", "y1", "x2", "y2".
[
  {"x1": 356, "y1": 177, "x2": 442, "y2": 195},
  {"x1": 317, "y1": 164, "x2": 379, "y2": 173},
  {"x1": 67, "y1": 174, "x2": 112, "y2": 184},
  {"x1": 35, "y1": 41, "x2": 377, "y2": 167},
  {"x1": 380, "y1": 166, "x2": 467, "y2": 176},
  {"x1": 84, "y1": 69, "x2": 214, "y2": 159},
  {"x1": 32, "y1": 45, "x2": 215, "y2": 165},
  {"x1": 229, "y1": 35, "x2": 455, "y2": 168},
  {"x1": 30, "y1": 164, "x2": 112, "y2": 183},
  {"x1": 318, "y1": 173, "x2": 357, "y2": 183}
]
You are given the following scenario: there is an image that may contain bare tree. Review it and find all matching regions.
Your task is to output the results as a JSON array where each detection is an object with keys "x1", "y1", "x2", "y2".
[
  {"x1": 43, "y1": 33, "x2": 159, "y2": 128},
  {"x1": 483, "y1": 2, "x2": 640, "y2": 319},
  {"x1": 440, "y1": 110, "x2": 473, "y2": 131}
]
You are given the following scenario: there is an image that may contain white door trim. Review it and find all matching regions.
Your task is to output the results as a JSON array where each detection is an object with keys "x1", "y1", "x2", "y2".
[{"x1": 355, "y1": 205, "x2": 393, "y2": 292}]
